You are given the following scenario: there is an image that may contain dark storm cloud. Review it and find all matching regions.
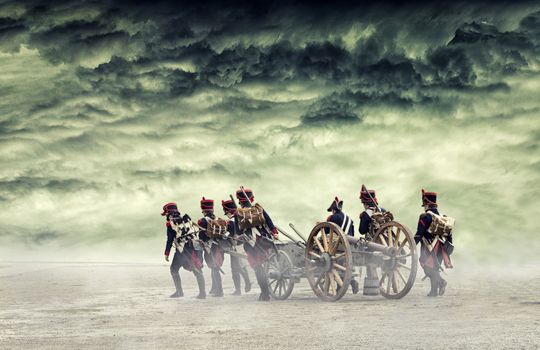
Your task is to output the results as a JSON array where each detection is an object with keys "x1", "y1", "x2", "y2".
[
  {"x1": 301, "y1": 94, "x2": 361, "y2": 125},
  {"x1": 0, "y1": 176, "x2": 97, "y2": 200},
  {"x1": 0, "y1": 0, "x2": 539, "y2": 260}
]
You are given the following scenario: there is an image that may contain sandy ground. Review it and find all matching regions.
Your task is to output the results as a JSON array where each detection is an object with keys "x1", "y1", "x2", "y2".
[{"x1": 1, "y1": 259, "x2": 539, "y2": 350}]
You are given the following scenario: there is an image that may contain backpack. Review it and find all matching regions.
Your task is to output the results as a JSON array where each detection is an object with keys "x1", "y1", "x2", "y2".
[{"x1": 427, "y1": 211, "x2": 455, "y2": 236}]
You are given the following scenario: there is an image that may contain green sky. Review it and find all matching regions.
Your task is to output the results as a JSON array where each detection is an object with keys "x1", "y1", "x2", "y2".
[{"x1": 0, "y1": 1, "x2": 539, "y2": 262}]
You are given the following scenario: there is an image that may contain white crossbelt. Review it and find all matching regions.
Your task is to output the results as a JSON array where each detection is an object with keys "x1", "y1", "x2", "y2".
[{"x1": 341, "y1": 214, "x2": 352, "y2": 235}]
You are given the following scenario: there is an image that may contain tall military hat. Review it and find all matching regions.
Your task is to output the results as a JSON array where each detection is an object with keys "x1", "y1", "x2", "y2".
[
  {"x1": 236, "y1": 187, "x2": 254, "y2": 204},
  {"x1": 360, "y1": 186, "x2": 378, "y2": 206},
  {"x1": 161, "y1": 202, "x2": 178, "y2": 216},
  {"x1": 200, "y1": 197, "x2": 214, "y2": 211},
  {"x1": 421, "y1": 189, "x2": 437, "y2": 207},
  {"x1": 222, "y1": 199, "x2": 237, "y2": 214},
  {"x1": 327, "y1": 196, "x2": 343, "y2": 212}
]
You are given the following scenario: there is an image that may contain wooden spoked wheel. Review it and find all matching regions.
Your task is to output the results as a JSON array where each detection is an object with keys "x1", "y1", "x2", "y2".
[
  {"x1": 265, "y1": 250, "x2": 295, "y2": 300},
  {"x1": 372, "y1": 221, "x2": 417, "y2": 299},
  {"x1": 305, "y1": 222, "x2": 352, "y2": 302}
]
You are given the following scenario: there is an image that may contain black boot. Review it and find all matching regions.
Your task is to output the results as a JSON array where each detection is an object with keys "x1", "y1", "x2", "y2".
[
  {"x1": 240, "y1": 266, "x2": 252, "y2": 293},
  {"x1": 439, "y1": 277, "x2": 447, "y2": 296},
  {"x1": 231, "y1": 270, "x2": 242, "y2": 295},
  {"x1": 350, "y1": 278, "x2": 359, "y2": 294},
  {"x1": 195, "y1": 271, "x2": 206, "y2": 299},
  {"x1": 426, "y1": 271, "x2": 439, "y2": 297},
  {"x1": 171, "y1": 274, "x2": 184, "y2": 298},
  {"x1": 255, "y1": 266, "x2": 270, "y2": 302},
  {"x1": 212, "y1": 269, "x2": 224, "y2": 297}
]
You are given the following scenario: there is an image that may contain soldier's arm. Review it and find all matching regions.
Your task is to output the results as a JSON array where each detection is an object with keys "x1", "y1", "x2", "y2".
[
  {"x1": 263, "y1": 210, "x2": 278, "y2": 237},
  {"x1": 226, "y1": 219, "x2": 236, "y2": 236},
  {"x1": 164, "y1": 225, "x2": 175, "y2": 257},
  {"x1": 359, "y1": 211, "x2": 371, "y2": 235},
  {"x1": 198, "y1": 219, "x2": 209, "y2": 242},
  {"x1": 414, "y1": 214, "x2": 431, "y2": 244}
]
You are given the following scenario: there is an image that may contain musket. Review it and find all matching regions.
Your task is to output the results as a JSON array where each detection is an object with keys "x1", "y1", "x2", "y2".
[{"x1": 362, "y1": 184, "x2": 381, "y2": 213}]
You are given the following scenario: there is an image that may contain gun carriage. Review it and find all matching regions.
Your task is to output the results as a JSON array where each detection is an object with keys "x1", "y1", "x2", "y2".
[{"x1": 265, "y1": 212, "x2": 418, "y2": 302}]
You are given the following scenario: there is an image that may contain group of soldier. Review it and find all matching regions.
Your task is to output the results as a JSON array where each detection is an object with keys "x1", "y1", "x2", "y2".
[{"x1": 161, "y1": 186, "x2": 454, "y2": 301}]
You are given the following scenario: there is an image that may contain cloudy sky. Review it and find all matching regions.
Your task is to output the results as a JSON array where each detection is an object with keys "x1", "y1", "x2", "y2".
[{"x1": 0, "y1": 0, "x2": 539, "y2": 262}]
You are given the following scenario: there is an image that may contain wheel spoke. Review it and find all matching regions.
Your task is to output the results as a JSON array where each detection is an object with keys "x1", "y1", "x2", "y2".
[
  {"x1": 386, "y1": 272, "x2": 391, "y2": 293},
  {"x1": 328, "y1": 229, "x2": 334, "y2": 253},
  {"x1": 330, "y1": 236, "x2": 341, "y2": 255},
  {"x1": 315, "y1": 270, "x2": 325, "y2": 286},
  {"x1": 324, "y1": 272, "x2": 330, "y2": 294},
  {"x1": 314, "y1": 235, "x2": 325, "y2": 252},
  {"x1": 332, "y1": 269, "x2": 344, "y2": 287},
  {"x1": 309, "y1": 251, "x2": 321, "y2": 258},
  {"x1": 279, "y1": 279, "x2": 283, "y2": 296},
  {"x1": 396, "y1": 268, "x2": 407, "y2": 284},
  {"x1": 378, "y1": 234, "x2": 388, "y2": 246},
  {"x1": 392, "y1": 273, "x2": 399, "y2": 293},
  {"x1": 320, "y1": 229, "x2": 329, "y2": 252},
  {"x1": 398, "y1": 238, "x2": 409, "y2": 250},
  {"x1": 332, "y1": 252, "x2": 346, "y2": 260},
  {"x1": 394, "y1": 228, "x2": 401, "y2": 247},
  {"x1": 397, "y1": 262, "x2": 411, "y2": 271},
  {"x1": 329, "y1": 273, "x2": 336, "y2": 296},
  {"x1": 273, "y1": 281, "x2": 279, "y2": 294},
  {"x1": 388, "y1": 227, "x2": 393, "y2": 247},
  {"x1": 396, "y1": 253, "x2": 412, "y2": 259},
  {"x1": 333, "y1": 263, "x2": 347, "y2": 271}
]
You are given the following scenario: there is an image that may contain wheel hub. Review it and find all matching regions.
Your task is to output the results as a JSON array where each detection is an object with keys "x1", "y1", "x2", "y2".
[{"x1": 320, "y1": 252, "x2": 332, "y2": 272}]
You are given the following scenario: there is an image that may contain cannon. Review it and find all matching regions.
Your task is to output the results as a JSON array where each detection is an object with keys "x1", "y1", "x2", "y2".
[{"x1": 264, "y1": 219, "x2": 418, "y2": 302}]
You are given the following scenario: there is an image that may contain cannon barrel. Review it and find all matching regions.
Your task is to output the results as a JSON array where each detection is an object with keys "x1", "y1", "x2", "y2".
[
  {"x1": 366, "y1": 241, "x2": 398, "y2": 257},
  {"x1": 346, "y1": 236, "x2": 398, "y2": 257}
]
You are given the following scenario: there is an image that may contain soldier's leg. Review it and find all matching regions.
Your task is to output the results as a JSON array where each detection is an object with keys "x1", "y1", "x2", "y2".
[
  {"x1": 239, "y1": 260, "x2": 252, "y2": 293},
  {"x1": 350, "y1": 277, "x2": 359, "y2": 294},
  {"x1": 254, "y1": 264, "x2": 270, "y2": 301},
  {"x1": 230, "y1": 255, "x2": 242, "y2": 295},
  {"x1": 193, "y1": 268, "x2": 206, "y2": 299},
  {"x1": 212, "y1": 268, "x2": 224, "y2": 297},
  {"x1": 205, "y1": 251, "x2": 215, "y2": 295},
  {"x1": 424, "y1": 267, "x2": 439, "y2": 297},
  {"x1": 170, "y1": 251, "x2": 184, "y2": 298}
]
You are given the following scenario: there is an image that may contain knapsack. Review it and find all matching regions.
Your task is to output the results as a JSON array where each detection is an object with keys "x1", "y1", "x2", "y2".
[{"x1": 427, "y1": 211, "x2": 455, "y2": 236}]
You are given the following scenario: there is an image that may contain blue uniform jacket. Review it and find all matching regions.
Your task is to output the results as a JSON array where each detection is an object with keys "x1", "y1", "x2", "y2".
[
  {"x1": 326, "y1": 210, "x2": 354, "y2": 236},
  {"x1": 359, "y1": 207, "x2": 386, "y2": 235}
]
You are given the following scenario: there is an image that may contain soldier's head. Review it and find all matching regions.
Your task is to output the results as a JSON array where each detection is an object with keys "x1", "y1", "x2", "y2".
[
  {"x1": 360, "y1": 188, "x2": 378, "y2": 209},
  {"x1": 421, "y1": 189, "x2": 437, "y2": 209},
  {"x1": 161, "y1": 202, "x2": 179, "y2": 217},
  {"x1": 327, "y1": 196, "x2": 343, "y2": 213},
  {"x1": 236, "y1": 187, "x2": 254, "y2": 207},
  {"x1": 200, "y1": 197, "x2": 214, "y2": 215},
  {"x1": 222, "y1": 199, "x2": 237, "y2": 217}
]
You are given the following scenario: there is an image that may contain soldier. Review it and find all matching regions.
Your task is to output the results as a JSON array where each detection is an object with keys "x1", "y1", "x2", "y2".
[
  {"x1": 326, "y1": 197, "x2": 359, "y2": 294},
  {"x1": 197, "y1": 197, "x2": 224, "y2": 297},
  {"x1": 221, "y1": 199, "x2": 252, "y2": 296},
  {"x1": 235, "y1": 187, "x2": 279, "y2": 301},
  {"x1": 358, "y1": 187, "x2": 389, "y2": 295},
  {"x1": 162, "y1": 202, "x2": 206, "y2": 299},
  {"x1": 414, "y1": 189, "x2": 454, "y2": 297},
  {"x1": 358, "y1": 187, "x2": 386, "y2": 238}
]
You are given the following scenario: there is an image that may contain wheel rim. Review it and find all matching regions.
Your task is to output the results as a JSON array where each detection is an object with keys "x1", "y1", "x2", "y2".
[
  {"x1": 265, "y1": 250, "x2": 295, "y2": 300},
  {"x1": 305, "y1": 222, "x2": 352, "y2": 302},
  {"x1": 372, "y1": 221, "x2": 418, "y2": 299}
]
